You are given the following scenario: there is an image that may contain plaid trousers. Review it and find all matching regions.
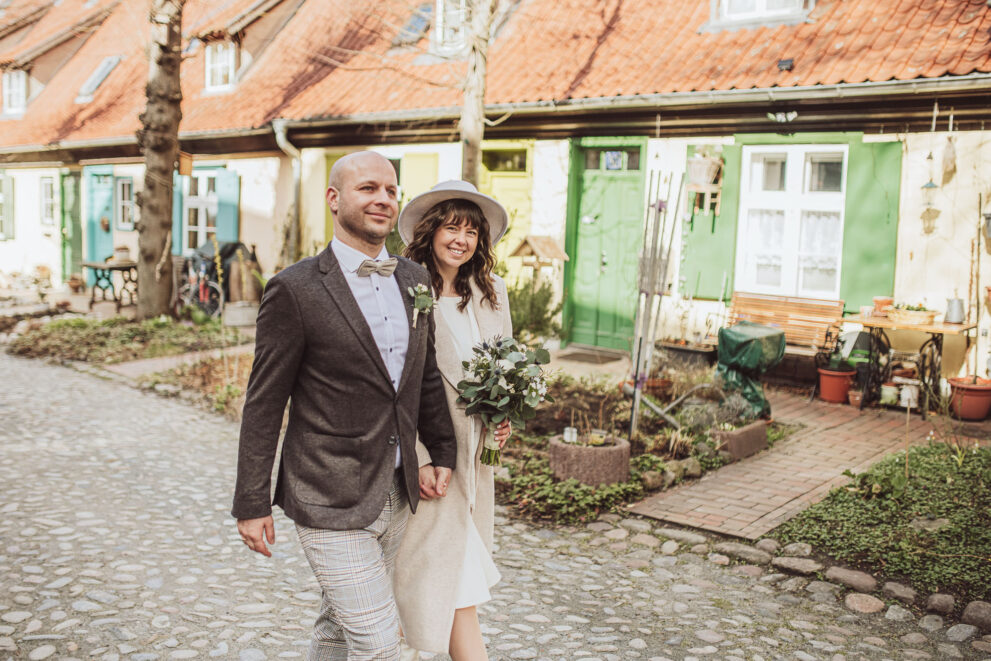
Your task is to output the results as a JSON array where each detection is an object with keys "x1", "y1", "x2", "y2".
[{"x1": 296, "y1": 475, "x2": 409, "y2": 661}]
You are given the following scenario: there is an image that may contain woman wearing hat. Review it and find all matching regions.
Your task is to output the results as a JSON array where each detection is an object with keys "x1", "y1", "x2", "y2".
[{"x1": 393, "y1": 180, "x2": 512, "y2": 660}]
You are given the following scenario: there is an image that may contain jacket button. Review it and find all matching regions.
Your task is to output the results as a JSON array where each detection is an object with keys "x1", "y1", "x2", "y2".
[{"x1": 387, "y1": 435, "x2": 398, "y2": 446}]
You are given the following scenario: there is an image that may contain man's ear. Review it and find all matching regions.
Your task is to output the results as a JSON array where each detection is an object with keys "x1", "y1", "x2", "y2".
[{"x1": 326, "y1": 187, "x2": 339, "y2": 214}]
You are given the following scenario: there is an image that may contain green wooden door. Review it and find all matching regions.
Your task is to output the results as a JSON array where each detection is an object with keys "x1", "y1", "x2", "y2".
[
  {"x1": 60, "y1": 171, "x2": 82, "y2": 281},
  {"x1": 568, "y1": 143, "x2": 644, "y2": 351}
]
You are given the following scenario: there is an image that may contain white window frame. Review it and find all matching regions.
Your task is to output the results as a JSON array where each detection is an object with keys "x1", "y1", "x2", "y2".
[
  {"x1": 204, "y1": 41, "x2": 236, "y2": 92},
  {"x1": 722, "y1": 0, "x2": 804, "y2": 20},
  {"x1": 432, "y1": 0, "x2": 467, "y2": 56},
  {"x1": 734, "y1": 144, "x2": 848, "y2": 299},
  {"x1": 115, "y1": 177, "x2": 135, "y2": 231},
  {"x1": 40, "y1": 176, "x2": 55, "y2": 225},
  {"x1": 3, "y1": 69, "x2": 27, "y2": 115},
  {"x1": 705, "y1": 0, "x2": 812, "y2": 31},
  {"x1": 76, "y1": 55, "x2": 121, "y2": 103},
  {"x1": 182, "y1": 171, "x2": 219, "y2": 255}
]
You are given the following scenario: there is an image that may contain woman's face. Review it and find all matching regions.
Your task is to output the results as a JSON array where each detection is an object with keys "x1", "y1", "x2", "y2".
[{"x1": 431, "y1": 216, "x2": 479, "y2": 273}]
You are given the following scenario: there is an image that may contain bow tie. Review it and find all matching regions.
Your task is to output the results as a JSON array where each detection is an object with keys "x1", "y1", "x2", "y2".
[{"x1": 356, "y1": 258, "x2": 398, "y2": 277}]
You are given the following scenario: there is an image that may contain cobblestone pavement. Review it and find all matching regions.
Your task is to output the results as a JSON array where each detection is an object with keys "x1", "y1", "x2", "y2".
[{"x1": 1, "y1": 353, "x2": 989, "y2": 661}]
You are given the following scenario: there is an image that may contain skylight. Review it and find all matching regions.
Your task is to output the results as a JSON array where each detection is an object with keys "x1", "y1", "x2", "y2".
[
  {"x1": 75, "y1": 55, "x2": 121, "y2": 103},
  {"x1": 392, "y1": 3, "x2": 432, "y2": 47}
]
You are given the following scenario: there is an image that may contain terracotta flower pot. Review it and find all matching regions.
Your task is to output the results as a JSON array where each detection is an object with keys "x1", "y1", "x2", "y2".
[
  {"x1": 818, "y1": 367, "x2": 856, "y2": 403},
  {"x1": 948, "y1": 377, "x2": 991, "y2": 421},
  {"x1": 847, "y1": 390, "x2": 863, "y2": 407}
]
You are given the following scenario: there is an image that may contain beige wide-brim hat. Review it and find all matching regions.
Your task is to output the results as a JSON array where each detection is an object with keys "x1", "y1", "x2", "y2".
[{"x1": 397, "y1": 180, "x2": 509, "y2": 246}]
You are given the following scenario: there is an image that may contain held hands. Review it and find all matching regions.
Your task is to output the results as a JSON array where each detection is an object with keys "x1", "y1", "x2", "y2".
[
  {"x1": 418, "y1": 465, "x2": 452, "y2": 500},
  {"x1": 496, "y1": 420, "x2": 512, "y2": 449},
  {"x1": 237, "y1": 515, "x2": 275, "y2": 557}
]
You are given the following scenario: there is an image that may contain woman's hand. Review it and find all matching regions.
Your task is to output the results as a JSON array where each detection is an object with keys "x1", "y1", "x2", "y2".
[
  {"x1": 418, "y1": 464, "x2": 451, "y2": 500},
  {"x1": 495, "y1": 420, "x2": 512, "y2": 449}
]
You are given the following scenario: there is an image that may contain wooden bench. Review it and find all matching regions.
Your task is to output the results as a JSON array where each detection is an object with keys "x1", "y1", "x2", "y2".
[{"x1": 727, "y1": 292, "x2": 844, "y2": 358}]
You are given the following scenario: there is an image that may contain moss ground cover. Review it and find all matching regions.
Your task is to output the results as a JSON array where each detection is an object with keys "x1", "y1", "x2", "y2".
[
  {"x1": 775, "y1": 442, "x2": 991, "y2": 602},
  {"x1": 7, "y1": 316, "x2": 245, "y2": 364}
]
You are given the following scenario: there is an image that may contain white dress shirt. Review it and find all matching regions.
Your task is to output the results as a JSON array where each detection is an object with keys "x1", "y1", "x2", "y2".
[{"x1": 331, "y1": 239, "x2": 409, "y2": 467}]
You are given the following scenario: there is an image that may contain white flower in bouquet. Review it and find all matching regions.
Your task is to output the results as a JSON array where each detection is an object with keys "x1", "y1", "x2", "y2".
[{"x1": 456, "y1": 337, "x2": 553, "y2": 466}]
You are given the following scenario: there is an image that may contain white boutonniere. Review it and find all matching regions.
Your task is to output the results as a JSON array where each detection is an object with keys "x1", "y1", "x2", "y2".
[{"x1": 408, "y1": 283, "x2": 434, "y2": 328}]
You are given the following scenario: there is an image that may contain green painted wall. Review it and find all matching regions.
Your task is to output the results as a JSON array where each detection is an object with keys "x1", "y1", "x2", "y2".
[{"x1": 679, "y1": 133, "x2": 901, "y2": 311}]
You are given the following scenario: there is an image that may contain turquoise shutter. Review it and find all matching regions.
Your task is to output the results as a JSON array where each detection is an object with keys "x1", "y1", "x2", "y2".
[
  {"x1": 215, "y1": 168, "x2": 240, "y2": 243},
  {"x1": 172, "y1": 172, "x2": 183, "y2": 255},
  {"x1": 838, "y1": 140, "x2": 902, "y2": 312},
  {"x1": 1, "y1": 175, "x2": 14, "y2": 239}
]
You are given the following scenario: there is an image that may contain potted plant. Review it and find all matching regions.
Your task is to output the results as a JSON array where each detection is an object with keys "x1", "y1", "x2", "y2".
[
  {"x1": 847, "y1": 383, "x2": 864, "y2": 408},
  {"x1": 818, "y1": 352, "x2": 856, "y2": 404},
  {"x1": 888, "y1": 302, "x2": 937, "y2": 326},
  {"x1": 549, "y1": 407, "x2": 630, "y2": 485},
  {"x1": 948, "y1": 376, "x2": 991, "y2": 420},
  {"x1": 686, "y1": 145, "x2": 723, "y2": 186}
]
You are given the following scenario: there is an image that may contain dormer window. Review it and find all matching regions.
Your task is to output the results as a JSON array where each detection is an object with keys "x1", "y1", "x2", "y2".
[
  {"x1": 2, "y1": 69, "x2": 26, "y2": 115},
  {"x1": 204, "y1": 40, "x2": 236, "y2": 92},
  {"x1": 705, "y1": 0, "x2": 813, "y2": 31},
  {"x1": 432, "y1": 0, "x2": 467, "y2": 56}
]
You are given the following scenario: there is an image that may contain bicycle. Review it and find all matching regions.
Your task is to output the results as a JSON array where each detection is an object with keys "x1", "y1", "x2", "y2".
[{"x1": 173, "y1": 259, "x2": 224, "y2": 319}]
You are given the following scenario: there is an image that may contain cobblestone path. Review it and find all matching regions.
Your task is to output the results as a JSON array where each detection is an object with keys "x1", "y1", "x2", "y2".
[{"x1": 1, "y1": 354, "x2": 988, "y2": 661}]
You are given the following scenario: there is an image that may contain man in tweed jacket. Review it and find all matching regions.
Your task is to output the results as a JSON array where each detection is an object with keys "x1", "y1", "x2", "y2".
[{"x1": 233, "y1": 151, "x2": 457, "y2": 660}]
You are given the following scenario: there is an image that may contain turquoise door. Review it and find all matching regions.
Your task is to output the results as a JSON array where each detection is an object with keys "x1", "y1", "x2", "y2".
[
  {"x1": 567, "y1": 143, "x2": 645, "y2": 351},
  {"x1": 84, "y1": 165, "x2": 115, "y2": 283}
]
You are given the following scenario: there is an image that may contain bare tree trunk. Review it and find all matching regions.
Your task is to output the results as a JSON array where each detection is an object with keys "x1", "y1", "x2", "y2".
[
  {"x1": 135, "y1": 0, "x2": 185, "y2": 319},
  {"x1": 460, "y1": 0, "x2": 498, "y2": 186}
]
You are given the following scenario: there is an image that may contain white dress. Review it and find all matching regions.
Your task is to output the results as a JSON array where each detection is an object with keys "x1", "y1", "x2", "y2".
[{"x1": 437, "y1": 296, "x2": 502, "y2": 608}]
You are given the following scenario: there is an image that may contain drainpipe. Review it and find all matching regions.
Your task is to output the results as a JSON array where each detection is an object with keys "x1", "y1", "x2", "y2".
[{"x1": 272, "y1": 118, "x2": 300, "y2": 265}]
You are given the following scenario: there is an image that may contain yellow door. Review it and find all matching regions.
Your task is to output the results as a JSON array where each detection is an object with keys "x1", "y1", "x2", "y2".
[{"x1": 478, "y1": 141, "x2": 533, "y2": 266}]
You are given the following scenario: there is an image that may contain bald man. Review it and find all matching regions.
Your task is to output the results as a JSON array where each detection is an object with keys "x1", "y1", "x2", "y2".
[{"x1": 233, "y1": 151, "x2": 457, "y2": 660}]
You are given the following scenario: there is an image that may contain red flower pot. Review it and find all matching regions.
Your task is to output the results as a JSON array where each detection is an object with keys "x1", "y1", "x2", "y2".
[
  {"x1": 818, "y1": 367, "x2": 856, "y2": 404},
  {"x1": 948, "y1": 377, "x2": 991, "y2": 421}
]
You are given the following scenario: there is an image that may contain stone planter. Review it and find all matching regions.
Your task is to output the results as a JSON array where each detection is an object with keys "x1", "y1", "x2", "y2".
[
  {"x1": 223, "y1": 301, "x2": 259, "y2": 327},
  {"x1": 711, "y1": 420, "x2": 768, "y2": 460},
  {"x1": 548, "y1": 435, "x2": 630, "y2": 486}
]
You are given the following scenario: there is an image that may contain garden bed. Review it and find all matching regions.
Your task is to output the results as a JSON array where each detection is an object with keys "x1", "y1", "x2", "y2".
[
  {"x1": 775, "y1": 441, "x2": 991, "y2": 604},
  {"x1": 5, "y1": 316, "x2": 247, "y2": 364}
]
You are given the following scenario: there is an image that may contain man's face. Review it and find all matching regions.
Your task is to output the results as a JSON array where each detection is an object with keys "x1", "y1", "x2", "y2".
[{"x1": 326, "y1": 155, "x2": 399, "y2": 246}]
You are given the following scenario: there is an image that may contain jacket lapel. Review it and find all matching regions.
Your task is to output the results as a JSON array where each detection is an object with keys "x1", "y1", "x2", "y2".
[
  {"x1": 317, "y1": 247, "x2": 392, "y2": 386},
  {"x1": 469, "y1": 277, "x2": 507, "y2": 343},
  {"x1": 394, "y1": 260, "x2": 427, "y2": 393}
]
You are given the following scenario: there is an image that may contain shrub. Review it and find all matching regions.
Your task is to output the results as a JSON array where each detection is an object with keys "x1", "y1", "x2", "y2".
[{"x1": 507, "y1": 275, "x2": 561, "y2": 346}]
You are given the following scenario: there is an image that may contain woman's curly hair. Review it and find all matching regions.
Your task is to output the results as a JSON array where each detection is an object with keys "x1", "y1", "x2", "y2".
[{"x1": 402, "y1": 198, "x2": 498, "y2": 312}]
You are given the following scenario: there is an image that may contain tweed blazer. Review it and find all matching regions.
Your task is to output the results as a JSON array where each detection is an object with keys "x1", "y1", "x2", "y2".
[
  {"x1": 393, "y1": 274, "x2": 512, "y2": 654},
  {"x1": 231, "y1": 246, "x2": 457, "y2": 530}
]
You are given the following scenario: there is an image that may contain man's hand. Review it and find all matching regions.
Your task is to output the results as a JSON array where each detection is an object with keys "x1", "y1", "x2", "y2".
[
  {"x1": 496, "y1": 420, "x2": 512, "y2": 449},
  {"x1": 237, "y1": 516, "x2": 275, "y2": 557},
  {"x1": 419, "y1": 464, "x2": 452, "y2": 500}
]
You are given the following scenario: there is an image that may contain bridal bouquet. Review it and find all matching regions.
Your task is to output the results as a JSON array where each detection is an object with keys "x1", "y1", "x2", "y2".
[{"x1": 457, "y1": 337, "x2": 553, "y2": 466}]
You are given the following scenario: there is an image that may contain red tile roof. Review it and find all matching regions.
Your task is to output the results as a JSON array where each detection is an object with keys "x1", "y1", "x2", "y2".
[
  {"x1": 0, "y1": 0, "x2": 989, "y2": 150},
  {"x1": 0, "y1": 0, "x2": 117, "y2": 67}
]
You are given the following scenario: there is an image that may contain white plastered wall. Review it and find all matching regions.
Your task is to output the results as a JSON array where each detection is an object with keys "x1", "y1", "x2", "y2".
[
  {"x1": 225, "y1": 155, "x2": 293, "y2": 276},
  {"x1": 0, "y1": 167, "x2": 63, "y2": 285}
]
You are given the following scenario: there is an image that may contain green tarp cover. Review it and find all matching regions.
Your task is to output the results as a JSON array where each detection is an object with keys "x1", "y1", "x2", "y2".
[{"x1": 716, "y1": 321, "x2": 786, "y2": 418}]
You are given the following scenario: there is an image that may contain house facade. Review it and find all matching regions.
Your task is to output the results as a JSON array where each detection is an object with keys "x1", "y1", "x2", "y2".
[{"x1": 1, "y1": 0, "x2": 991, "y2": 375}]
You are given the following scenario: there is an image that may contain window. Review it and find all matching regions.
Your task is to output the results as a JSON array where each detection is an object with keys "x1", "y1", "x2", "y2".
[
  {"x1": 735, "y1": 144, "x2": 847, "y2": 298},
  {"x1": 3, "y1": 69, "x2": 26, "y2": 115},
  {"x1": 204, "y1": 41, "x2": 236, "y2": 91},
  {"x1": 705, "y1": 0, "x2": 812, "y2": 30},
  {"x1": 393, "y1": 3, "x2": 432, "y2": 47},
  {"x1": 482, "y1": 149, "x2": 527, "y2": 172},
  {"x1": 584, "y1": 148, "x2": 640, "y2": 171},
  {"x1": 116, "y1": 177, "x2": 134, "y2": 231},
  {"x1": 432, "y1": 0, "x2": 467, "y2": 55},
  {"x1": 182, "y1": 172, "x2": 218, "y2": 253},
  {"x1": 76, "y1": 55, "x2": 121, "y2": 103},
  {"x1": 40, "y1": 177, "x2": 55, "y2": 226}
]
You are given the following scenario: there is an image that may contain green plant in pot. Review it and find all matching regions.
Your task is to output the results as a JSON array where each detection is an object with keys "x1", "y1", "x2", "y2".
[{"x1": 818, "y1": 350, "x2": 856, "y2": 404}]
